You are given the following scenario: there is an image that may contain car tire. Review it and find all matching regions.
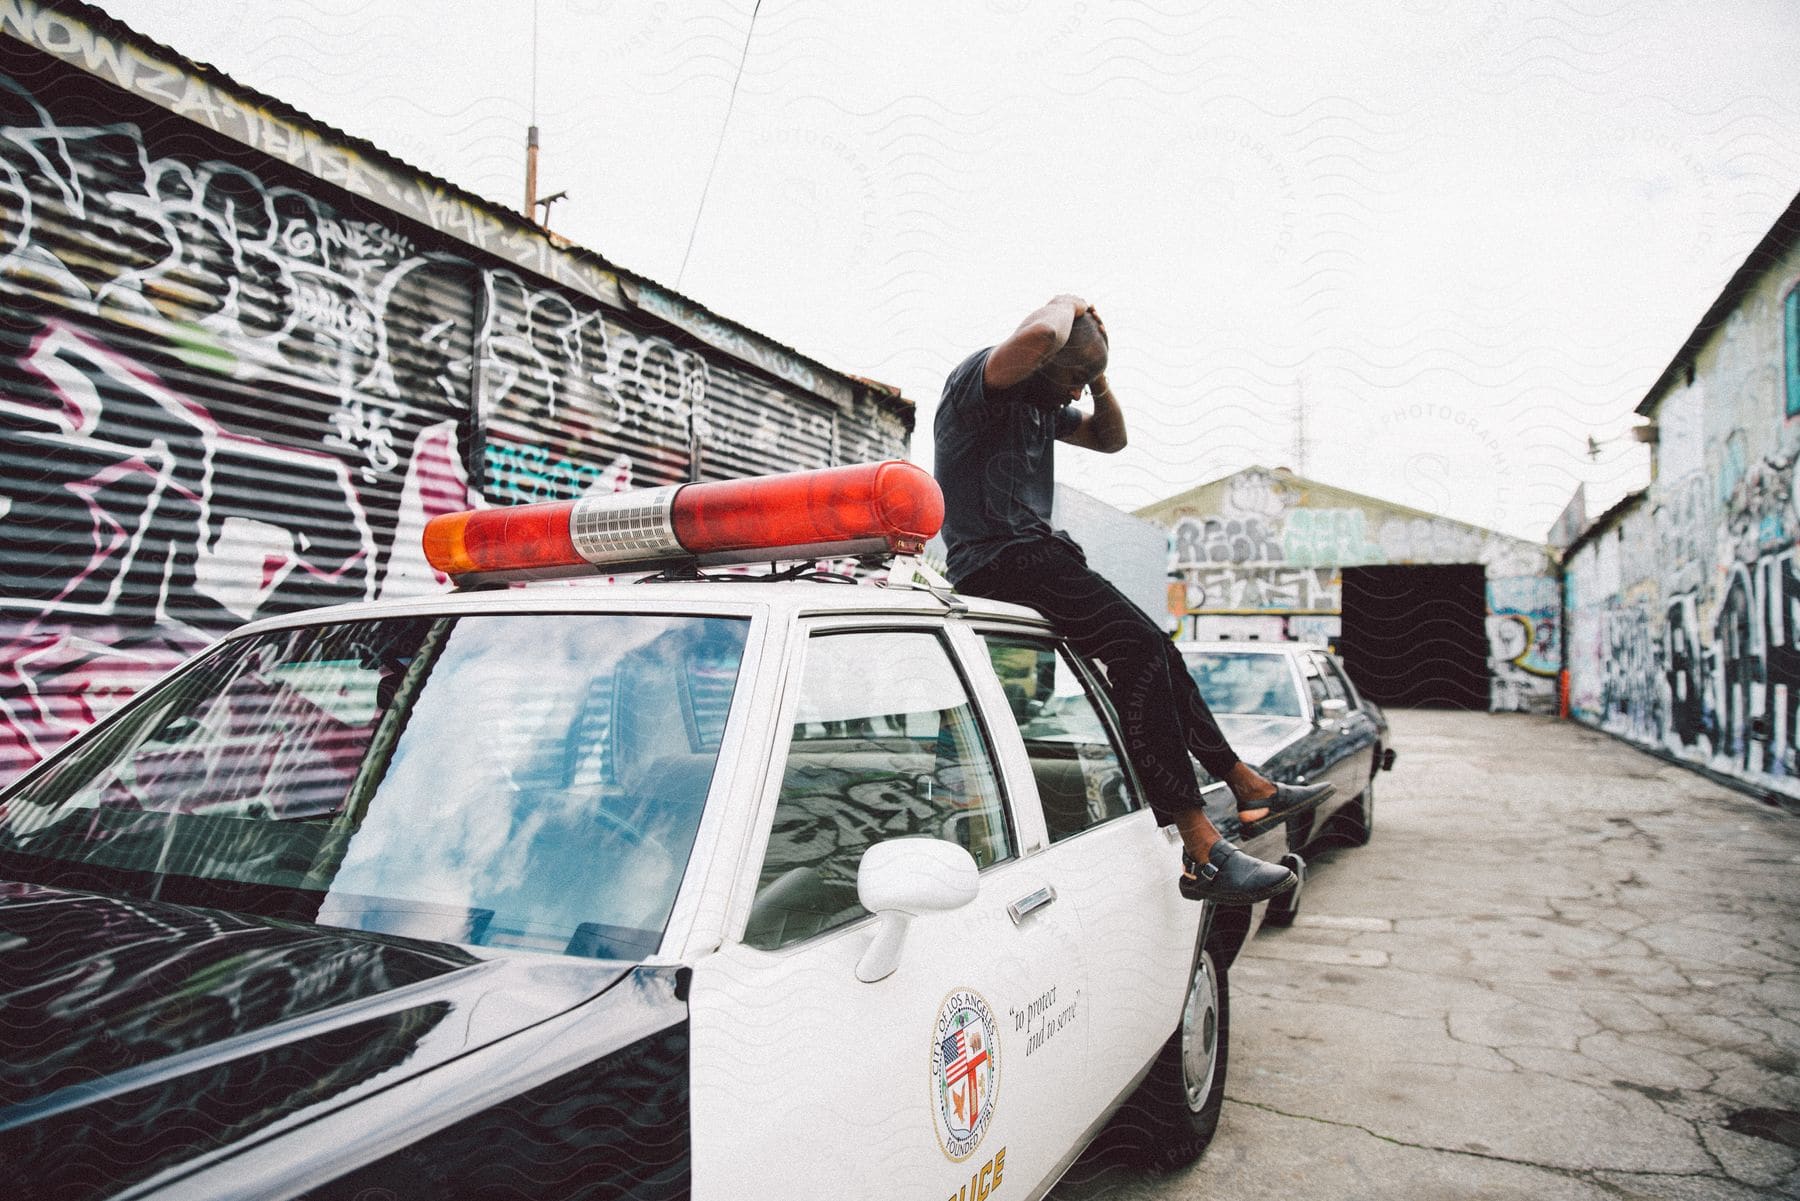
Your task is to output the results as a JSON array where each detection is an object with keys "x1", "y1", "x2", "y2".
[{"x1": 1115, "y1": 945, "x2": 1229, "y2": 1172}]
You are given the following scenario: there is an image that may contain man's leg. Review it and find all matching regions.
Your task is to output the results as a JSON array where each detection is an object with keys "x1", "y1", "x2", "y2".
[
  {"x1": 957, "y1": 540, "x2": 1294, "y2": 902},
  {"x1": 1158, "y1": 637, "x2": 1311, "y2": 825},
  {"x1": 960, "y1": 541, "x2": 1210, "y2": 822},
  {"x1": 1161, "y1": 630, "x2": 1242, "y2": 779},
  {"x1": 964, "y1": 541, "x2": 1307, "y2": 817}
]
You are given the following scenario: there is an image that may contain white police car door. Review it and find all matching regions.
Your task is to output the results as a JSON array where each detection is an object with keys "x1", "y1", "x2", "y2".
[
  {"x1": 690, "y1": 625, "x2": 1089, "y2": 1201},
  {"x1": 971, "y1": 631, "x2": 1199, "y2": 1107}
]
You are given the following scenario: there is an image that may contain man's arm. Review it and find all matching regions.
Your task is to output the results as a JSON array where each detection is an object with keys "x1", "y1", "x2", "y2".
[
  {"x1": 983, "y1": 294, "x2": 1086, "y2": 391},
  {"x1": 1059, "y1": 372, "x2": 1128, "y2": 453}
]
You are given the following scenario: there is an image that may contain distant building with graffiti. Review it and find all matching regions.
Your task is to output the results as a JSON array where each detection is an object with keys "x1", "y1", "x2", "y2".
[
  {"x1": 0, "y1": 2, "x2": 913, "y2": 785},
  {"x1": 1562, "y1": 193, "x2": 1800, "y2": 802},
  {"x1": 1136, "y1": 468, "x2": 1558, "y2": 713}
]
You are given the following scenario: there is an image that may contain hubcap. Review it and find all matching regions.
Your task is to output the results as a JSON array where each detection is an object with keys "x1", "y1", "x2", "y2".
[{"x1": 1180, "y1": 952, "x2": 1220, "y2": 1110}]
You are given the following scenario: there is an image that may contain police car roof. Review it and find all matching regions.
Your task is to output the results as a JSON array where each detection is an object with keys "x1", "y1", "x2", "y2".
[{"x1": 228, "y1": 576, "x2": 1056, "y2": 641}]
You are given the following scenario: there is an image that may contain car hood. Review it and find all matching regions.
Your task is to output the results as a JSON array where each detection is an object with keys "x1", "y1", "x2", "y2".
[
  {"x1": 1214, "y1": 713, "x2": 1310, "y2": 766},
  {"x1": 0, "y1": 879, "x2": 634, "y2": 1183}
]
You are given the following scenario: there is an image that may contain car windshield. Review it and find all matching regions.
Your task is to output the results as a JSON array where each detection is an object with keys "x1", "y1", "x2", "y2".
[
  {"x1": 0, "y1": 613, "x2": 750, "y2": 960},
  {"x1": 1182, "y1": 651, "x2": 1303, "y2": 717}
]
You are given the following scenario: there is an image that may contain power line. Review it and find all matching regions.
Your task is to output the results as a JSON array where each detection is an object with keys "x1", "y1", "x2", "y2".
[{"x1": 676, "y1": 0, "x2": 762, "y2": 290}]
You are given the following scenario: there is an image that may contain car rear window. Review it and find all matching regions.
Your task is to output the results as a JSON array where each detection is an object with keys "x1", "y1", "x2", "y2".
[{"x1": 0, "y1": 613, "x2": 750, "y2": 960}]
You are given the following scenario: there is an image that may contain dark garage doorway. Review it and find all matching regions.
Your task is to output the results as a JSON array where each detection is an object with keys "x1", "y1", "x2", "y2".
[{"x1": 1338, "y1": 564, "x2": 1488, "y2": 709}]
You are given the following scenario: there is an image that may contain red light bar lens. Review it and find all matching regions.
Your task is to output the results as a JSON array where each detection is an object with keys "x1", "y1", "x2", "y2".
[
  {"x1": 422, "y1": 461, "x2": 944, "y2": 582},
  {"x1": 672, "y1": 460, "x2": 943, "y2": 559}
]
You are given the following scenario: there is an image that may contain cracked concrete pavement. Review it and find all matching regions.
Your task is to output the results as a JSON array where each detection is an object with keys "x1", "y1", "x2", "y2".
[{"x1": 1050, "y1": 710, "x2": 1800, "y2": 1200}]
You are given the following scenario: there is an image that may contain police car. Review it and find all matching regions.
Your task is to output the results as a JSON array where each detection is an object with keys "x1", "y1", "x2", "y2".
[{"x1": 0, "y1": 462, "x2": 1256, "y2": 1201}]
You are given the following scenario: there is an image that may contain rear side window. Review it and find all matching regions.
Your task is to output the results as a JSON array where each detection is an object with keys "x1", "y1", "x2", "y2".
[
  {"x1": 1311, "y1": 653, "x2": 1349, "y2": 702},
  {"x1": 746, "y1": 630, "x2": 1010, "y2": 950},
  {"x1": 1319, "y1": 656, "x2": 1358, "y2": 706},
  {"x1": 1301, "y1": 655, "x2": 1331, "y2": 709},
  {"x1": 983, "y1": 634, "x2": 1141, "y2": 844}
]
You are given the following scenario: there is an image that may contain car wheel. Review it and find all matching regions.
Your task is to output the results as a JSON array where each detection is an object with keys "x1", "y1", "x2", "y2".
[{"x1": 1116, "y1": 946, "x2": 1230, "y2": 1172}]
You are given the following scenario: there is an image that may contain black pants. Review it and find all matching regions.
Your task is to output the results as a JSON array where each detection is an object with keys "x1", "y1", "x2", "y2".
[{"x1": 959, "y1": 538, "x2": 1241, "y2": 825}]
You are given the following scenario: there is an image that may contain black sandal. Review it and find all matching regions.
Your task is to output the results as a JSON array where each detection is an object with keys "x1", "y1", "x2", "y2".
[
  {"x1": 1179, "y1": 842, "x2": 1296, "y2": 905},
  {"x1": 1237, "y1": 780, "x2": 1336, "y2": 839}
]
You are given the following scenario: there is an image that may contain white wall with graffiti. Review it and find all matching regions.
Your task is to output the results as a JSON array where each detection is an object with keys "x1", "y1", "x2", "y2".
[
  {"x1": 0, "y1": 14, "x2": 909, "y2": 785},
  {"x1": 1138, "y1": 466, "x2": 1558, "y2": 712},
  {"x1": 1564, "y1": 210, "x2": 1800, "y2": 799}
]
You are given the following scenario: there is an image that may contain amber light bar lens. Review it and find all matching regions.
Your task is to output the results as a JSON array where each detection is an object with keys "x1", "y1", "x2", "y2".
[{"x1": 422, "y1": 501, "x2": 583, "y2": 578}]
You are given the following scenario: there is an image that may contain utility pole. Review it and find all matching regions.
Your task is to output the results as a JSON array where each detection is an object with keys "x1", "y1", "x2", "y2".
[
  {"x1": 1294, "y1": 370, "x2": 1310, "y2": 477},
  {"x1": 523, "y1": 0, "x2": 540, "y2": 223}
]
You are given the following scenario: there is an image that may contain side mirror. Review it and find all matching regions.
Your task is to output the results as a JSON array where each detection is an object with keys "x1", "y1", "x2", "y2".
[
  {"x1": 1318, "y1": 697, "x2": 1349, "y2": 720},
  {"x1": 854, "y1": 838, "x2": 978, "y2": 983}
]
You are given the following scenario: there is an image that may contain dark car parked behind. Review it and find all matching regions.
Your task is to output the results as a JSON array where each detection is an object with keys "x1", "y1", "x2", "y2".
[{"x1": 1179, "y1": 641, "x2": 1395, "y2": 926}]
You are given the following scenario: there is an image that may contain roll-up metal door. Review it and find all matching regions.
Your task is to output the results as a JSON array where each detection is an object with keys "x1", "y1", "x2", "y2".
[
  {"x1": 701, "y1": 370, "x2": 838, "y2": 482},
  {"x1": 0, "y1": 47, "x2": 480, "y2": 782}
]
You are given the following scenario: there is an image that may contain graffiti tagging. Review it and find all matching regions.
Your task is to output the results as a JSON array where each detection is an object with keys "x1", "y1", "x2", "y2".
[
  {"x1": 0, "y1": 322, "x2": 474, "y2": 780},
  {"x1": 1161, "y1": 467, "x2": 1557, "y2": 712},
  {"x1": 479, "y1": 270, "x2": 852, "y2": 497},
  {"x1": 1714, "y1": 550, "x2": 1800, "y2": 778},
  {"x1": 1487, "y1": 574, "x2": 1559, "y2": 713},
  {"x1": 1720, "y1": 439, "x2": 1796, "y2": 561},
  {"x1": 0, "y1": 322, "x2": 379, "y2": 625},
  {"x1": 1568, "y1": 426, "x2": 1800, "y2": 796},
  {"x1": 1171, "y1": 514, "x2": 1283, "y2": 567},
  {"x1": 0, "y1": 46, "x2": 905, "y2": 790},
  {"x1": 1664, "y1": 593, "x2": 1708, "y2": 750},
  {"x1": 1169, "y1": 468, "x2": 1295, "y2": 570},
  {"x1": 0, "y1": 71, "x2": 486, "y2": 466},
  {"x1": 1284, "y1": 508, "x2": 1385, "y2": 568},
  {"x1": 1600, "y1": 601, "x2": 1663, "y2": 743},
  {"x1": 1181, "y1": 567, "x2": 1340, "y2": 613}
]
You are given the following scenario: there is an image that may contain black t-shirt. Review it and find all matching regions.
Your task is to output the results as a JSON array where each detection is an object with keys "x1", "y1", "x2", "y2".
[{"x1": 933, "y1": 347, "x2": 1083, "y2": 585}]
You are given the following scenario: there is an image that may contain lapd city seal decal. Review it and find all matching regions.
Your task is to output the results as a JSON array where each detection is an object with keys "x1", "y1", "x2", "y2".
[{"x1": 931, "y1": 988, "x2": 1001, "y2": 1161}]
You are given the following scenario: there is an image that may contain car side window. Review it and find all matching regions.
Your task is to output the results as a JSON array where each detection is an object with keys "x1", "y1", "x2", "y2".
[
  {"x1": 1312, "y1": 654, "x2": 1348, "y2": 703},
  {"x1": 983, "y1": 634, "x2": 1141, "y2": 844},
  {"x1": 745, "y1": 630, "x2": 1011, "y2": 951},
  {"x1": 1302, "y1": 655, "x2": 1331, "y2": 709},
  {"x1": 1319, "y1": 655, "x2": 1358, "y2": 706}
]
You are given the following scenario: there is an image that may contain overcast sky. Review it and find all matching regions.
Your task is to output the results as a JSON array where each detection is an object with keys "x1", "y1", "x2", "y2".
[{"x1": 97, "y1": 0, "x2": 1800, "y2": 541}]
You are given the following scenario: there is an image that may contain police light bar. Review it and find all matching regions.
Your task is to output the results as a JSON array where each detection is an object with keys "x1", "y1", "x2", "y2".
[{"x1": 423, "y1": 460, "x2": 945, "y2": 583}]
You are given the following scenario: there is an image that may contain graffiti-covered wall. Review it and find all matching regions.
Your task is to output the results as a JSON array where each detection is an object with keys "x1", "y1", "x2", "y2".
[
  {"x1": 1564, "y1": 212, "x2": 1800, "y2": 799},
  {"x1": 1137, "y1": 466, "x2": 1557, "y2": 712},
  {"x1": 0, "y1": 12, "x2": 909, "y2": 785}
]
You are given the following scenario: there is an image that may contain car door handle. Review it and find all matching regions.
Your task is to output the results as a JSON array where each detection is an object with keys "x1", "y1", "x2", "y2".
[{"x1": 1008, "y1": 884, "x2": 1057, "y2": 925}]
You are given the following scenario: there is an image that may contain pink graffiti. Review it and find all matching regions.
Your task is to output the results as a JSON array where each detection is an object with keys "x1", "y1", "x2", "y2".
[
  {"x1": 382, "y1": 418, "x2": 480, "y2": 594},
  {"x1": 0, "y1": 322, "x2": 444, "y2": 786}
]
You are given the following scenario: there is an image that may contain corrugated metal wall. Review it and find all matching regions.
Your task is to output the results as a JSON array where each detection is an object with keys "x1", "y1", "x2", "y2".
[{"x1": 0, "y1": 40, "x2": 907, "y2": 785}]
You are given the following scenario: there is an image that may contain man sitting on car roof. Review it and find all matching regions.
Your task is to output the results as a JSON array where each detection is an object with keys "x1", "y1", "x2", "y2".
[{"x1": 934, "y1": 293, "x2": 1333, "y2": 904}]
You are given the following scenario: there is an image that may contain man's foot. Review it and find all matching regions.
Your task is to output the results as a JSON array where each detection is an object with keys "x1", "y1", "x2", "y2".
[
  {"x1": 1237, "y1": 780, "x2": 1336, "y2": 839},
  {"x1": 1178, "y1": 841, "x2": 1297, "y2": 905}
]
